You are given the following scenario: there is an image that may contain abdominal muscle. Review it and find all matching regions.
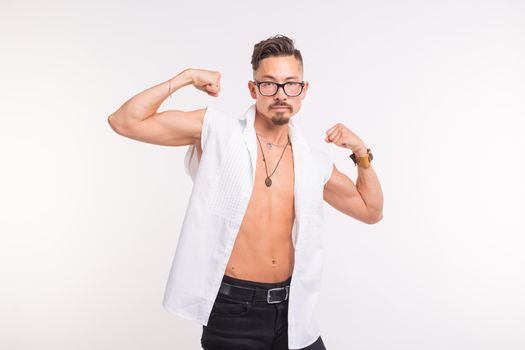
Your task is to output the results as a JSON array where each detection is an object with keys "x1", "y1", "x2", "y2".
[{"x1": 225, "y1": 209, "x2": 295, "y2": 283}]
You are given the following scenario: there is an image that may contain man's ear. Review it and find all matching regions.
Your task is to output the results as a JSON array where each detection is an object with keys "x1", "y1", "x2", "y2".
[
  {"x1": 301, "y1": 81, "x2": 309, "y2": 100},
  {"x1": 248, "y1": 80, "x2": 257, "y2": 99}
]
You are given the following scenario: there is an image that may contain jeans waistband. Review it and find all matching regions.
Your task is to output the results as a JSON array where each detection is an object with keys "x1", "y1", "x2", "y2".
[{"x1": 221, "y1": 274, "x2": 292, "y2": 289}]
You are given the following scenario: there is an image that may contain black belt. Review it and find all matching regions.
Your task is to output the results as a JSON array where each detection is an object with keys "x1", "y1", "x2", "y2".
[{"x1": 218, "y1": 282, "x2": 290, "y2": 304}]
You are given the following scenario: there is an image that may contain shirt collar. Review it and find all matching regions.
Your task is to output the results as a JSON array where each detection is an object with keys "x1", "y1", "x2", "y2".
[
  {"x1": 239, "y1": 103, "x2": 308, "y2": 182},
  {"x1": 239, "y1": 103, "x2": 305, "y2": 147}
]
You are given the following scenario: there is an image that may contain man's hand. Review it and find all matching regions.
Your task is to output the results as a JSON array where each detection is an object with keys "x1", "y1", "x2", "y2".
[
  {"x1": 186, "y1": 68, "x2": 222, "y2": 97},
  {"x1": 325, "y1": 123, "x2": 367, "y2": 156}
]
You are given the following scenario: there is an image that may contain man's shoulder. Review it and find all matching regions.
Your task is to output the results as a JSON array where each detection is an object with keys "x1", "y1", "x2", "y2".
[
  {"x1": 200, "y1": 105, "x2": 244, "y2": 150},
  {"x1": 309, "y1": 146, "x2": 334, "y2": 184},
  {"x1": 205, "y1": 105, "x2": 242, "y2": 128}
]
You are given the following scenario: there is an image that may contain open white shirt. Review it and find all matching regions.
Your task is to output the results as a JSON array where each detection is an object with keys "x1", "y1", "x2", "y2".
[{"x1": 163, "y1": 103, "x2": 333, "y2": 349}]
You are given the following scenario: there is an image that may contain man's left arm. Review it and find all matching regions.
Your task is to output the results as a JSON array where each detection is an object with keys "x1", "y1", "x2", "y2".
[{"x1": 322, "y1": 123, "x2": 384, "y2": 224}]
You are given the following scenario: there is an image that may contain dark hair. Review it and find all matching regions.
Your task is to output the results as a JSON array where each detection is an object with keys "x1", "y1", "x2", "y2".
[{"x1": 251, "y1": 34, "x2": 303, "y2": 73}]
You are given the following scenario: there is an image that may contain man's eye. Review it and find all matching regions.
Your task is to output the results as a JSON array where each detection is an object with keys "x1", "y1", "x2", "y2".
[{"x1": 261, "y1": 82, "x2": 275, "y2": 87}]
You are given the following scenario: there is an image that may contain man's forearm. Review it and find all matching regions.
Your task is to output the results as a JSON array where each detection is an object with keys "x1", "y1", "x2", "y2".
[
  {"x1": 354, "y1": 147, "x2": 384, "y2": 221},
  {"x1": 108, "y1": 69, "x2": 193, "y2": 129}
]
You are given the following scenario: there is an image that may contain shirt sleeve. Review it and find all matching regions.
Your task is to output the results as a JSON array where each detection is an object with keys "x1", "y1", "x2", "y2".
[
  {"x1": 313, "y1": 148, "x2": 334, "y2": 185},
  {"x1": 200, "y1": 106, "x2": 213, "y2": 152},
  {"x1": 183, "y1": 106, "x2": 214, "y2": 181}
]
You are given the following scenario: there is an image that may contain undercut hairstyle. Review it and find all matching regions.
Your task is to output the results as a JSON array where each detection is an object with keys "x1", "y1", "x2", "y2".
[{"x1": 251, "y1": 34, "x2": 303, "y2": 73}]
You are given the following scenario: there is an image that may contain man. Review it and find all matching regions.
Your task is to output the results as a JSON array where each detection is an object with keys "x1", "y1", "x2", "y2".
[{"x1": 108, "y1": 35, "x2": 383, "y2": 349}]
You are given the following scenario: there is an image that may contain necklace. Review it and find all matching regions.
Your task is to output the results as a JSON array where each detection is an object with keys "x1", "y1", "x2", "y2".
[
  {"x1": 256, "y1": 133, "x2": 289, "y2": 150},
  {"x1": 255, "y1": 133, "x2": 290, "y2": 187}
]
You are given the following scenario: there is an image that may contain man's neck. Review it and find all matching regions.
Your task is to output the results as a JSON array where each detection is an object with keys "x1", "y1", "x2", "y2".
[{"x1": 253, "y1": 113, "x2": 290, "y2": 145}]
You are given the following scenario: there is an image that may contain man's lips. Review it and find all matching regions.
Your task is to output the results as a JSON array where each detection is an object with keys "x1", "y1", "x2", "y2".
[{"x1": 272, "y1": 106, "x2": 289, "y2": 109}]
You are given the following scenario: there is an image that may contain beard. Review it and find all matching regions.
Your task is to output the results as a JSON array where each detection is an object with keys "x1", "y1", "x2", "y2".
[
  {"x1": 271, "y1": 115, "x2": 290, "y2": 126},
  {"x1": 270, "y1": 109, "x2": 291, "y2": 126}
]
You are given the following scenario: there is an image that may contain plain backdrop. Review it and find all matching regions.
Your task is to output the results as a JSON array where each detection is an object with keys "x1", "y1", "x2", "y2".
[{"x1": 1, "y1": 0, "x2": 524, "y2": 349}]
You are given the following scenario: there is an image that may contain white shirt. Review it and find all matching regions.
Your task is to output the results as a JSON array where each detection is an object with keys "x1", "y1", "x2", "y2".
[{"x1": 162, "y1": 103, "x2": 333, "y2": 349}]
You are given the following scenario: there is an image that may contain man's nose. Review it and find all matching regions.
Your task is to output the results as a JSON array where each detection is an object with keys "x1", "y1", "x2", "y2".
[{"x1": 274, "y1": 85, "x2": 288, "y2": 100}]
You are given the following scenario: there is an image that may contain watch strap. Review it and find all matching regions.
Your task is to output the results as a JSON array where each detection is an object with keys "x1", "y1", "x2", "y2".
[{"x1": 350, "y1": 148, "x2": 373, "y2": 168}]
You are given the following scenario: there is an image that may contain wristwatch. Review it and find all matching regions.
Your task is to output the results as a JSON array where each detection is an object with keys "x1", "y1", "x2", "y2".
[{"x1": 349, "y1": 148, "x2": 373, "y2": 168}]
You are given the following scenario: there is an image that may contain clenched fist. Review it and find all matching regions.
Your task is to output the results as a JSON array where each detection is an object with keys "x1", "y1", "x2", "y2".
[
  {"x1": 186, "y1": 68, "x2": 221, "y2": 97},
  {"x1": 325, "y1": 122, "x2": 368, "y2": 156}
]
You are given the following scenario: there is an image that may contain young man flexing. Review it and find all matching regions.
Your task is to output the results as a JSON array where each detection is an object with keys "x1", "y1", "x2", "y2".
[{"x1": 108, "y1": 34, "x2": 383, "y2": 350}]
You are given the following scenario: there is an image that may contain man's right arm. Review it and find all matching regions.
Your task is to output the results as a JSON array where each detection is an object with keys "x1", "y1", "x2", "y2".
[{"x1": 107, "y1": 68, "x2": 221, "y2": 147}]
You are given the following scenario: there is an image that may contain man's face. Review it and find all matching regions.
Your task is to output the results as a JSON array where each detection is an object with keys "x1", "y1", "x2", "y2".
[{"x1": 248, "y1": 55, "x2": 309, "y2": 126}]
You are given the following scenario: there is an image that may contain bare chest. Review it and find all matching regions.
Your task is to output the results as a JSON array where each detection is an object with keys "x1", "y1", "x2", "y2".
[{"x1": 250, "y1": 143, "x2": 294, "y2": 218}]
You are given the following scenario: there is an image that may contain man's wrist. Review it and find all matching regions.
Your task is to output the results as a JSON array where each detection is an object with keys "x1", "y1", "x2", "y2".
[
  {"x1": 174, "y1": 69, "x2": 194, "y2": 87},
  {"x1": 167, "y1": 69, "x2": 194, "y2": 98},
  {"x1": 352, "y1": 145, "x2": 368, "y2": 157}
]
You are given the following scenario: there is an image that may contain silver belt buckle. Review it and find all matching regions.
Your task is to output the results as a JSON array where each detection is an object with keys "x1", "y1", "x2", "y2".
[{"x1": 267, "y1": 285, "x2": 289, "y2": 304}]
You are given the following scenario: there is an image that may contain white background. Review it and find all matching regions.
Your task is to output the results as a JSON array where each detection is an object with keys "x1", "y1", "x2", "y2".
[{"x1": 1, "y1": 0, "x2": 524, "y2": 349}]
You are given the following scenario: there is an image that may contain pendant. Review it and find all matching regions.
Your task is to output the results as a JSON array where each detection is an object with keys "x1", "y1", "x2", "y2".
[
  {"x1": 265, "y1": 177, "x2": 272, "y2": 187},
  {"x1": 266, "y1": 142, "x2": 272, "y2": 150}
]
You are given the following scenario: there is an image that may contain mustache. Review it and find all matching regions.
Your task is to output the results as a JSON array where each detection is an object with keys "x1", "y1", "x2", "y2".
[{"x1": 270, "y1": 104, "x2": 291, "y2": 109}]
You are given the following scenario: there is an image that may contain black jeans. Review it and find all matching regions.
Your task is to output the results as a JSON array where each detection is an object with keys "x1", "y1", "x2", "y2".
[{"x1": 201, "y1": 274, "x2": 326, "y2": 350}]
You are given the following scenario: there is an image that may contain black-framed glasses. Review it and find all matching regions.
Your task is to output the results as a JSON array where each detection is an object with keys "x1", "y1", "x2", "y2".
[{"x1": 253, "y1": 79, "x2": 305, "y2": 97}]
